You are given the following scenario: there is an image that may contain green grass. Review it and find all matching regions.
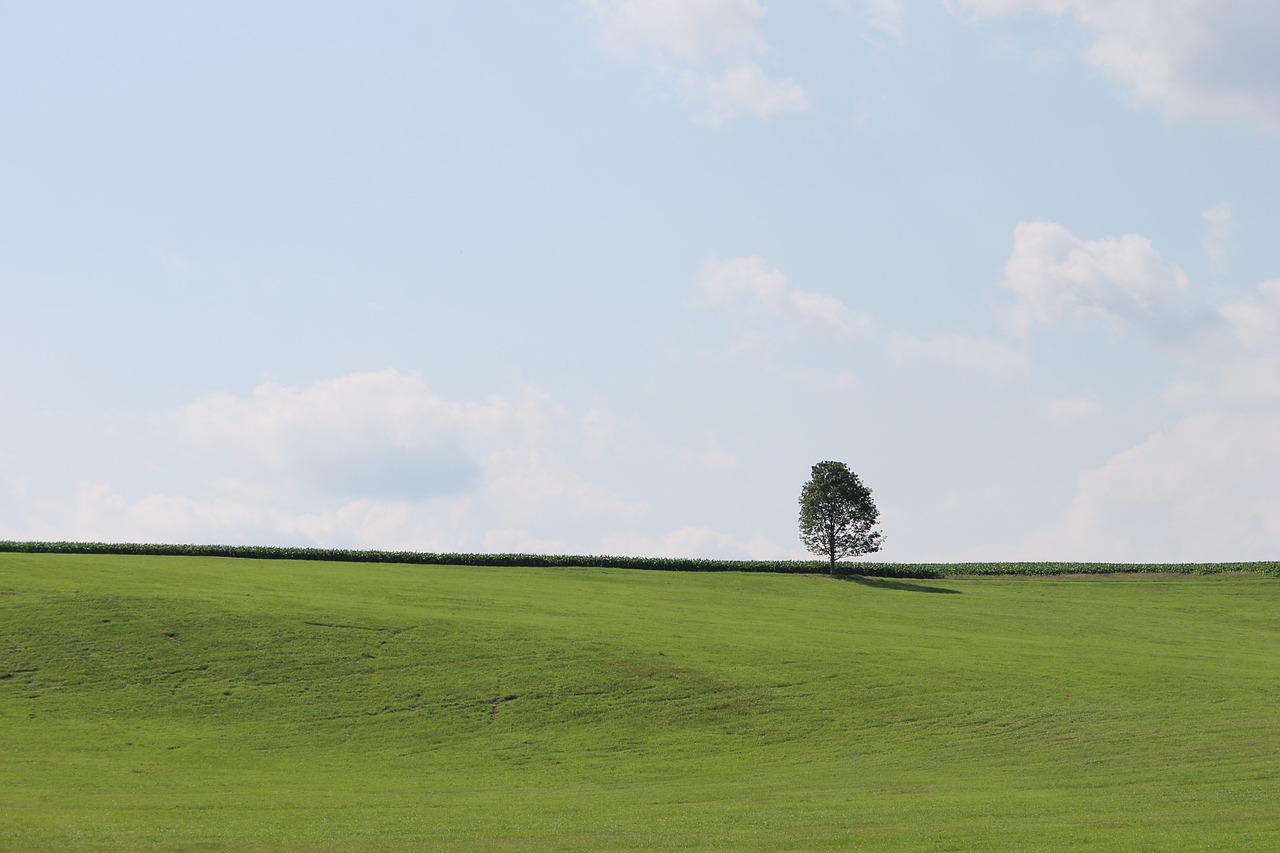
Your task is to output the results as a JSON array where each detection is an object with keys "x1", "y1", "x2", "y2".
[{"x1": 2, "y1": 553, "x2": 1278, "y2": 850}]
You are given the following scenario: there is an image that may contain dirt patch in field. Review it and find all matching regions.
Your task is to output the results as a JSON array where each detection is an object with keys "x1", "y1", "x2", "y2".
[{"x1": 491, "y1": 694, "x2": 519, "y2": 719}]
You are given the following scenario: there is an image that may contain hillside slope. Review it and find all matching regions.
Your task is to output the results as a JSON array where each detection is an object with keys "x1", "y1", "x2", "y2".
[{"x1": 2, "y1": 553, "x2": 1278, "y2": 850}]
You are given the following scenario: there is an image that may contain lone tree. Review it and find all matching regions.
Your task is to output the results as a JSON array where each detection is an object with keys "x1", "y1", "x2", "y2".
[{"x1": 798, "y1": 461, "x2": 883, "y2": 576}]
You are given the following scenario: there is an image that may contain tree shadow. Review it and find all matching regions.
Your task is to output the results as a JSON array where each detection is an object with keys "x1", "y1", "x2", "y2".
[{"x1": 840, "y1": 575, "x2": 961, "y2": 594}]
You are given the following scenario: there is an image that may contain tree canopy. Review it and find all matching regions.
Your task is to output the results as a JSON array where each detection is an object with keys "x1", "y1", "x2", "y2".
[{"x1": 798, "y1": 461, "x2": 882, "y2": 575}]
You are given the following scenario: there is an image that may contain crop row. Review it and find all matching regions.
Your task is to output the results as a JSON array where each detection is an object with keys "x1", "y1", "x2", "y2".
[{"x1": 1, "y1": 540, "x2": 1277, "y2": 578}]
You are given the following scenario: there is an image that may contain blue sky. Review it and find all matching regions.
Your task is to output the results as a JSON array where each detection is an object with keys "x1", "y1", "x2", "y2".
[{"x1": 3, "y1": 0, "x2": 1278, "y2": 561}]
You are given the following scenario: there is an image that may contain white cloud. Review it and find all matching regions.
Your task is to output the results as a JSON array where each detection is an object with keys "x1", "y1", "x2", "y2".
[
  {"x1": 1164, "y1": 378, "x2": 1210, "y2": 407},
  {"x1": 889, "y1": 332, "x2": 1028, "y2": 380},
  {"x1": 1182, "y1": 275, "x2": 1280, "y2": 402},
  {"x1": 1002, "y1": 220, "x2": 1207, "y2": 340},
  {"x1": 77, "y1": 480, "x2": 305, "y2": 546},
  {"x1": 1011, "y1": 272, "x2": 1280, "y2": 566},
  {"x1": 894, "y1": 221, "x2": 1218, "y2": 384},
  {"x1": 0, "y1": 477, "x2": 306, "y2": 547},
  {"x1": 0, "y1": 371, "x2": 651, "y2": 552},
  {"x1": 584, "y1": 0, "x2": 811, "y2": 123},
  {"x1": 1213, "y1": 357, "x2": 1280, "y2": 405},
  {"x1": 694, "y1": 255, "x2": 871, "y2": 334},
  {"x1": 1021, "y1": 409, "x2": 1280, "y2": 561},
  {"x1": 949, "y1": 0, "x2": 1280, "y2": 131},
  {"x1": 175, "y1": 369, "x2": 558, "y2": 499},
  {"x1": 57, "y1": 480, "x2": 488, "y2": 552},
  {"x1": 1220, "y1": 278, "x2": 1280, "y2": 352},
  {"x1": 1202, "y1": 201, "x2": 1237, "y2": 269},
  {"x1": 0, "y1": 478, "x2": 59, "y2": 541},
  {"x1": 1037, "y1": 392, "x2": 1103, "y2": 428},
  {"x1": 1172, "y1": 279, "x2": 1280, "y2": 405}
]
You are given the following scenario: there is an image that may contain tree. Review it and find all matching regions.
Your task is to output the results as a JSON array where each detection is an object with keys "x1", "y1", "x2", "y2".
[{"x1": 798, "y1": 461, "x2": 883, "y2": 576}]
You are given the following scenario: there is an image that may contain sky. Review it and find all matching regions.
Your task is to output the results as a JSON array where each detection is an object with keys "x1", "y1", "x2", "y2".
[{"x1": 2, "y1": 0, "x2": 1279, "y2": 562}]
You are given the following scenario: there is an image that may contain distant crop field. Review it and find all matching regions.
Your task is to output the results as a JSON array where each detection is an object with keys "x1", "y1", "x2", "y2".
[
  {"x1": 2, "y1": 552, "x2": 1278, "y2": 850},
  {"x1": 4, "y1": 539, "x2": 1278, "y2": 577}
]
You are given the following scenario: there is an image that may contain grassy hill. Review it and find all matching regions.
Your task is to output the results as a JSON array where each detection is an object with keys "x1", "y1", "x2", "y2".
[{"x1": 2, "y1": 552, "x2": 1278, "y2": 850}]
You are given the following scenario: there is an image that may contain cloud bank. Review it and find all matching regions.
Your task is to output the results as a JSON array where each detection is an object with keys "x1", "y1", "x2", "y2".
[
  {"x1": 1022, "y1": 409, "x2": 1280, "y2": 561},
  {"x1": 1020, "y1": 271, "x2": 1280, "y2": 560},
  {"x1": 1, "y1": 370, "x2": 796, "y2": 560},
  {"x1": 951, "y1": 0, "x2": 1280, "y2": 131}
]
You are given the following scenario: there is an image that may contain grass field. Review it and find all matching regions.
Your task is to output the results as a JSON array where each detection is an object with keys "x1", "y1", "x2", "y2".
[{"x1": 2, "y1": 553, "x2": 1278, "y2": 850}]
